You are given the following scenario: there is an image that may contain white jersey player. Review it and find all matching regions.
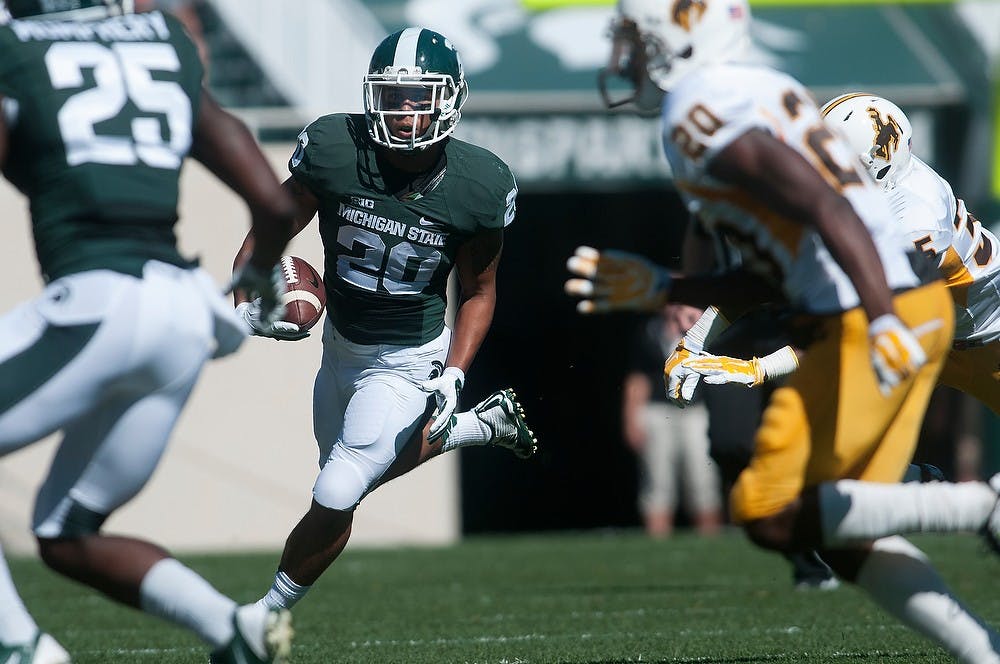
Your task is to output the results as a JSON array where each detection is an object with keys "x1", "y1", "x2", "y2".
[
  {"x1": 679, "y1": 93, "x2": 1000, "y2": 416},
  {"x1": 823, "y1": 93, "x2": 1000, "y2": 413},
  {"x1": 662, "y1": 66, "x2": 921, "y2": 314},
  {"x1": 568, "y1": 1, "x2": 1000, "y2": 661}
]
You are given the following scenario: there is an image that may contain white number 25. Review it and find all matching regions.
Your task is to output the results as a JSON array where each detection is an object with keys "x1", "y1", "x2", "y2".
[{"x1": 45, "y1": 41, "x2": 192, "y2": 169}]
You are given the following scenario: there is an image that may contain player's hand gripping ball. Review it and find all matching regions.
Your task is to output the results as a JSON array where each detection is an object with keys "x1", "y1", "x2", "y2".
[{"x1": 237, "y1": 256, "x2": 325, "y2": 341}]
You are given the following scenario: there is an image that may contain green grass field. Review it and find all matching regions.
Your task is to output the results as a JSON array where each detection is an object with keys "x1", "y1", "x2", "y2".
[{"x1": 12, "y1": 530, "x2": 1000, "y2": 663}]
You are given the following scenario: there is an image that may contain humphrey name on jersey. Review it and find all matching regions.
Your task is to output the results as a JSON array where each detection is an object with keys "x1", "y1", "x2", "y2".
[
  {"x1": 337, "y1": 201, "x2": 447, "y2": 248},
  {"x1": 9, "y1": 10, "x2": 171, "y2": 43}
]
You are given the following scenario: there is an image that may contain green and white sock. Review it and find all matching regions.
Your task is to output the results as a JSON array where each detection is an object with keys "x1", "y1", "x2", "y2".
[{"x1": 440, "y1": 412, "x2": 491, "y2": 452}]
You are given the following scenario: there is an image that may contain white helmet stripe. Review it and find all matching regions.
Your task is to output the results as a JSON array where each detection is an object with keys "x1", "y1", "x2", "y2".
[{"x1": 393, "y1": 27, "x2": 422, "y2": 69}]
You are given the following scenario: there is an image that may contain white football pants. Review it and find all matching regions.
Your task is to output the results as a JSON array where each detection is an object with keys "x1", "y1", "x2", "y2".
[
  {"x1": 311, "y1": 319, "x2": 450, "y2": 511},
  {"x1": 0, "y1": 262, "x2": 246, "y2": 537}
]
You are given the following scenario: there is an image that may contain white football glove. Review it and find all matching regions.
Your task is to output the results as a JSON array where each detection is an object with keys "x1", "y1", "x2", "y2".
[
  {"x1": 420, "y1": 366, "x2": 465, "y2": 441},
  {"x1": 868, "y1": 314, "x2": 927, "y2": 396},
  {"x1": 564, "y1": 246, "x2": 671, "y2": 314},
  {"x1": 235, "y1": 299, "x2": 309, "y2": 341},
  {"x1": 229, "y1": 262, "x2": 284, "y2": 326}
]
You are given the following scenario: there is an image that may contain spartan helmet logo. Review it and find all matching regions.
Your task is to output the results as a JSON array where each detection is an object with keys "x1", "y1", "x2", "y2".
[
  {"x1": 672, "y1": 0, "x2": 707, "y2": 32},
  {"x1": 867, "y1": 106, "x2": 902, "y2": 161}
]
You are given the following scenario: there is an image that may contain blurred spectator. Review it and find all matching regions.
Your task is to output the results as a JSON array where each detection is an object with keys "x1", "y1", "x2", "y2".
[
  {"x1": 136, "y1": 0, "x2": 208, "y2": 70},
  {"x1": 622, "y1": 304, "x2": 723, "y2": 539}
]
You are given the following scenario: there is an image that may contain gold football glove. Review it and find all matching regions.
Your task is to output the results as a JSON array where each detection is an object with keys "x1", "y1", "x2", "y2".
[
  {"x1": 684, "y1": 346, "x2": 800, "y2": 388},
  {"x1": 868, "y1": 314, "x2": 928, "y2": 396},
  {"x1": 564, "y1": 246, "x2": 671, "y2": 314}
]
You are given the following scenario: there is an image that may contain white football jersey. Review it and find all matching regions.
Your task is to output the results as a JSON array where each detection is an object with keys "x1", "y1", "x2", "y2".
[
  {"x1": 887, "y1": 156, "x2": 1000, "y2": 344},
  {"x1": 661, "y1": 64, "x2": 918, "y2": 315}
]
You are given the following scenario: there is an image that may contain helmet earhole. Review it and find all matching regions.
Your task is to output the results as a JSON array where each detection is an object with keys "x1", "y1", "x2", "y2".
[{"x1": 875, "y1": 165, "x2": 891, "y2": 180}]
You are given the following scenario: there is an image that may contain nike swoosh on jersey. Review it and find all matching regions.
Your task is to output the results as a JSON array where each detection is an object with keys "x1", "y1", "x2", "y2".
[{"x1": 418, "y1": 216, "x2": 434, "y2": 226}]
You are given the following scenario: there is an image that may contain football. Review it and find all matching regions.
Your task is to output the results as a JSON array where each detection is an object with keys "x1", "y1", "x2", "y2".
[{"x1": 278, "y1": 255, "x2": 326, "y2": 331}]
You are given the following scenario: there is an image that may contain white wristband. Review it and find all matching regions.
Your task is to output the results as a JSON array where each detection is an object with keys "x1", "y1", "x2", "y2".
[
  {"x1": 683, "y1": 306, "x2": 731, "y2": 354},
  {"x1": 756, "y1": 345, "x2": 799, "y2": 382}
]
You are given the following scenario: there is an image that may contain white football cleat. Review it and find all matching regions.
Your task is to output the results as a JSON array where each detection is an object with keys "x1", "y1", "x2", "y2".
[
  {"x1": 473, "y1": 389, "x2": 538, "y2": 459},
  {"x1": 209, "y1": 603, "x2": 293, "y2": 664}
]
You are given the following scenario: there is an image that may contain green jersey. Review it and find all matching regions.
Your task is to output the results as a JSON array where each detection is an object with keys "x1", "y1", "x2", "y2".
[
  {"x1": 290, "y1": 113, "x2": 517, "y2": 346},
  {"x1": 0, "y1": 11, "x2": 203, "y2": 282}
]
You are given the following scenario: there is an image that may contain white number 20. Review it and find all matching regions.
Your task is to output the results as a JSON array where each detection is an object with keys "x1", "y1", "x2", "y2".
[
  {"x1": 45, "y1": 41, "x2": 192, "y2": 169},
  {"x1": 337, "y1": 226, "x2": 442, "y2": 295}
]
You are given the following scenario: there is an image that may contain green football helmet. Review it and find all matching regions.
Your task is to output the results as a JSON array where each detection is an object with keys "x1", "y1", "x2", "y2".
[
  {"x1": 364, "y1": 27, "x2": 468, "y2": 151},
  {"x1": 5, "y1": 0, "x2": 133, "y2": 20}
]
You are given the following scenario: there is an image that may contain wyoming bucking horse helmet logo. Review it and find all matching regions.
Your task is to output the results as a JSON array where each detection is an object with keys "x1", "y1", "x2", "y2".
[
  {"x1": 866, "y1": 106, "x2": 902, "y2": 161},
  {"x1": 672, "y1": 0, "x2": 707, "y2": 31}
]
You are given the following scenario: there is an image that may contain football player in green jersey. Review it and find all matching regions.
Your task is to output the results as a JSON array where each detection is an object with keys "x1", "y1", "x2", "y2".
[
  {"x1": 233, "y1": 28, "x2": 538, "y2": 612},
  {"x1": 0, "y1": 1, "x2": 296, "y2": 662}
]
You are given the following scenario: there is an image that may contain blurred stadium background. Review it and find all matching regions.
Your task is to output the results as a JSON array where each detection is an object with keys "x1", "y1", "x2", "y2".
[{"x1": 0, "y1": 0, "x2": 998, "y2": 555}]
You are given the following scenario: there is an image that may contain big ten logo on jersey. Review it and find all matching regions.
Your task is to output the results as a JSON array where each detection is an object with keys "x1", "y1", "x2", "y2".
[{"x1": 351, "y1": 196, "x2": 375, "y2": 209}]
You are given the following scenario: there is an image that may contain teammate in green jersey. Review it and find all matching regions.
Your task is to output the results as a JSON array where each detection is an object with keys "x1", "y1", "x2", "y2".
[
  {"x1": 233, "y1": 28, "x2": 538, "y2": 612},
  {"x1": 0, "y1": 1, "x2": 296, "y2": 662}
]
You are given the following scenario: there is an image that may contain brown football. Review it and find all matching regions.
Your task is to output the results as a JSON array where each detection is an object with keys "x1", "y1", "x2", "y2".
[{"x1": 278, "y1": 255, "x2": 325, "y2": 331}]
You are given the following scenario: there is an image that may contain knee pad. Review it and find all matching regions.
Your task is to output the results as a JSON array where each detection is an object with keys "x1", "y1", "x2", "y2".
[
  {"x1": 33, "y1": 496, "x2": 108, "y2": 538},
  {"x1": 312, "y1": 459, "x2": 370, "y2": 511}
]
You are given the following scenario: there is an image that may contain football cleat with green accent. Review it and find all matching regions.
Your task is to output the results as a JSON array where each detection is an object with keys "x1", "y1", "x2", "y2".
[
  {"x1": 0, "y1": 632, "x2": 70, "y2": 664},
  {"x1": 474, "y1": 389, "x2": 538, "y2": 459},
  {"x1": 209, "y1": 604, "x2": 293, "y2": 664}
]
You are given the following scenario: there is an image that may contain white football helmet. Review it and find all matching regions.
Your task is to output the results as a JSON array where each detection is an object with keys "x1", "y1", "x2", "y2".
[
  {"x1": 364, "y1": 27, "x2": 468, "y2": 151},
  {"x1": 599, "y1": 0, "x2": 751, "y2": 111},
  {"x1": 821, "y1": 93, "x2": 913, "y2": 190}
]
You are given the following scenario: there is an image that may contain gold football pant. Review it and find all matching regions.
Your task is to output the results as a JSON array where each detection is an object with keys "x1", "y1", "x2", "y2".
[
  {"x1": 730, "y1": 282, "x2": 954, "y2": 523},
  {"x1": 938, "y1": 342, "x2": 1000, "y2": 415}
]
